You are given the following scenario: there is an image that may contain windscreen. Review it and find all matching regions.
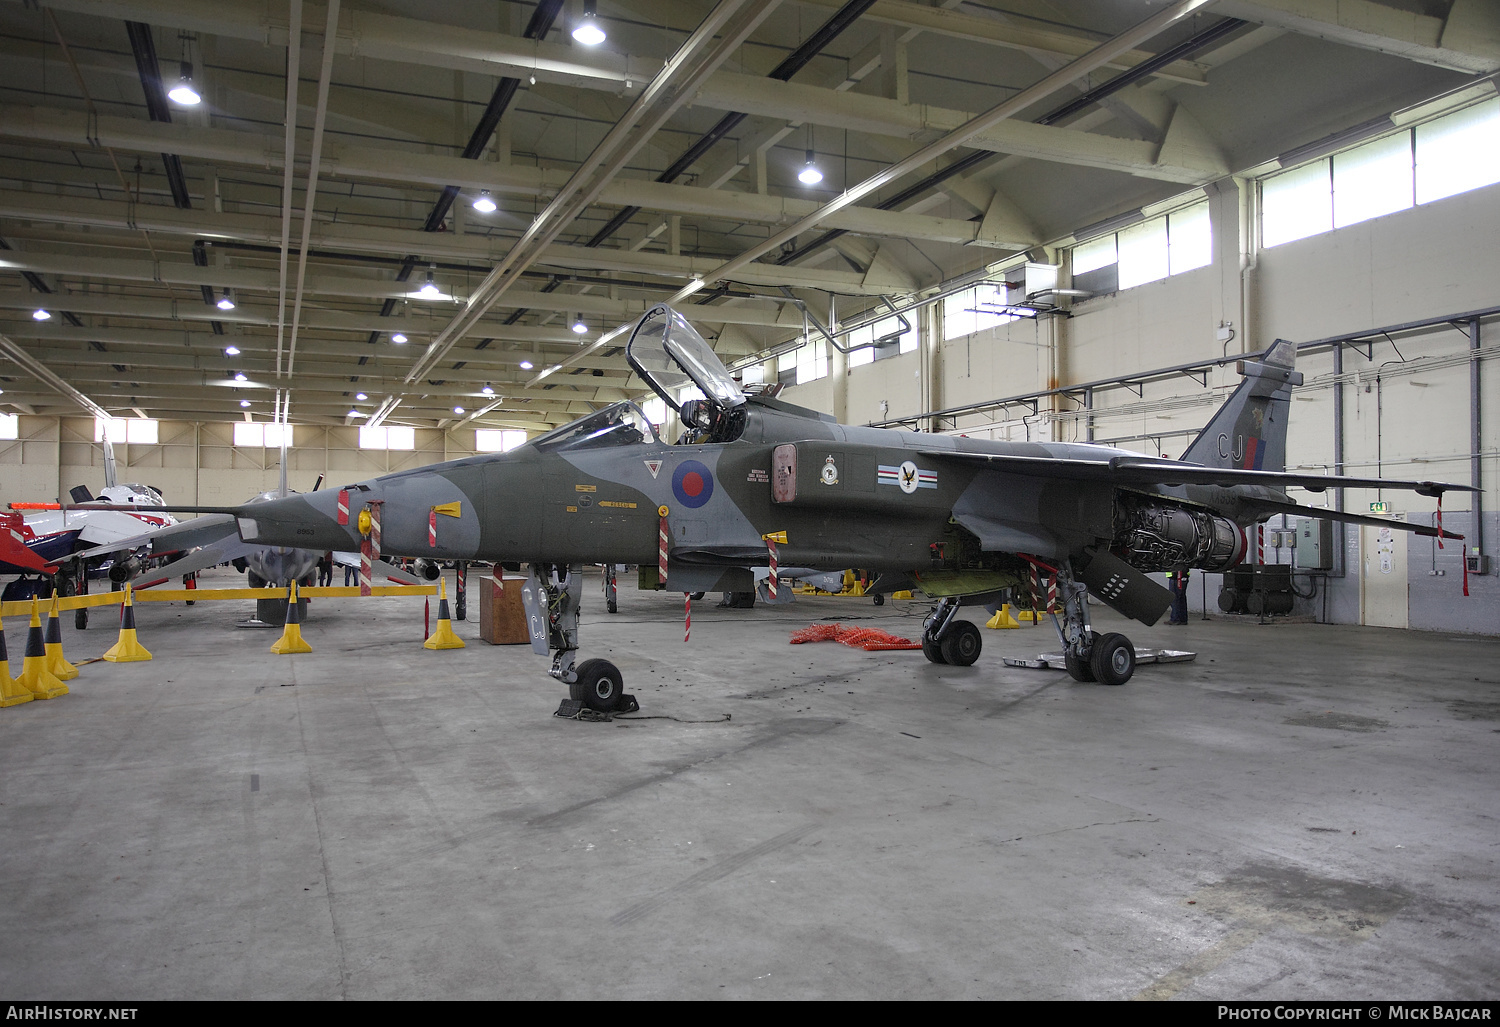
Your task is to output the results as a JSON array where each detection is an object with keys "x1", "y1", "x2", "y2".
[
  {"x1": 529, "y1": 401, "x2": 659, "y2": 454},
  {"x1": 626, "y1": 305, "x2": 745, "y2": 413}
]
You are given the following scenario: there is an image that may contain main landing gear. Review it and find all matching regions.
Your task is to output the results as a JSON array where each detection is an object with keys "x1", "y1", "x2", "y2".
[
  {"x1": 1051, "y1": 564, "x2": 1135, "y2": 686},
  {"x1": 919, "y1": 596, "x2": 982, "y2": 667},
  {"x1": 523, "y1": 563, "x2": 636, "y2": 714}
]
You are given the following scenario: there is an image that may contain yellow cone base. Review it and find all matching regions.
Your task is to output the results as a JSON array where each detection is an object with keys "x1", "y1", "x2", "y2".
[
  {"x1": 985, "y1": 604, "x2": 1022, "y2": 629},
  {"x1": 0, "y1": 669, "x2": 34, "y2": 707},
  {"x1": 18, "y1": 655, "x2": 68, "y2": 699},
  {"x1": 45, "y1": 642, "x2": 79, "y2": 680},
  {"x1": 103, "y1": 628, "x2": 153, "y2": 663},
  {"x1": 270, "y1": 623, "x2": 313, "y2": 654},
  {"x1": 423, "y1": 620, "x2": 465, "y2": 650}
]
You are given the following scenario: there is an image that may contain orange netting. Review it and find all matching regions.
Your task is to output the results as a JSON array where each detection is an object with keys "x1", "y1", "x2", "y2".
[{"x1": 788, "y1": 623, "x2": 922, "y2": 651}]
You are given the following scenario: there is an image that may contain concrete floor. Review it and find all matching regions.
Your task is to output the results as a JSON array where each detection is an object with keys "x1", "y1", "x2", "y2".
[{"x1": 2, "y1": 566, "x2": 1497, "y2": 1000}]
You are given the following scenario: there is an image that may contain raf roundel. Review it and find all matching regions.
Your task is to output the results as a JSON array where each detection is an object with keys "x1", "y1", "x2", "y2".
[{"x1": 671, "y1": 459, "x2": 715, "y2": 509}]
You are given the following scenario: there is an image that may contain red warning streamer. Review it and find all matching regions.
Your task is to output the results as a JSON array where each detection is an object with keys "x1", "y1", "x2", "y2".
[
  {"x1": 428, "y1": 508, "x2": 438, "y2": 548},
  {"x1": 336, "y1": 488, "x2": 349, "y2": 526},
  {"x1": 684, "y1": 592, "x2": 691, "y2": 643}
]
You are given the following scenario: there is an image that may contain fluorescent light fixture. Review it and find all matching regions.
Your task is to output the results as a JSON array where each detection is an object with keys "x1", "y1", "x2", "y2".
[
  {"x1": 481, "y1": 383, "x2": 494, "y2": 395},
  {"x1": 216, "y1": 289, "x2": 235, "y2": 310},
  {"x1": 519, "y1": 360, "x2": 534, "y2": 370},
  {"x1": 571, "y1": 317, "x2": 589, "y2": 334},
  {"x1": 391, "y1": 332, "x2": 408, "y2": 344},
  {"x1": 224, "y1": 345, "x2": 240, "y2": 356},
  {"x1": 168, "y1": 62, "x2": 201, "y2": 106},
  {"x1": 418, "y1": 268, "x2": 441, "y2": 299},
  {"x1": 453, "y1": 406, "x2": 465, "y2": 415},
  {"x1": 32, "y1": 308, "x2": 50, "y2": 321},
  {"x1": 355, "y1": 392, "x2": 368, "y2": 401},
  {"x1": 234, "y1": 372, "x2": 248, "y2": 382},
  {"x1": 572, "y1": 0, "x2": 606, "y2": 45},
  {"x1": 798, "y1": 150, "x2": 823, "y2": 186},
  {"x1": 240, "y1": 399, "x2": 251, "y2": 408},
  {"x1": 348, "y1": 408, "x2": 362, "y2": 417},
  {"x1": 472, "y1": 191, "x2": 497, "y2": 214}
]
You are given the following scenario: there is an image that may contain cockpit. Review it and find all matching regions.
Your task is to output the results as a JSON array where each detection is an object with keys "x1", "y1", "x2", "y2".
[
  {"x1": 530, "y1": 401, "x2": 660, "y2": 454},
  {"x1": 626, "y1": 305, "x2": 747, "y2": 445}
]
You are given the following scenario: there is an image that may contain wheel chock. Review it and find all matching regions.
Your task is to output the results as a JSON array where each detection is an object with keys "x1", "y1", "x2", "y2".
[
  {"x1": 0, "y1": 618, "x2": 35, "y2": 707},
  {"x1": 103, "y1": 584, "x2": 153, "y2": 663},
  {"x1": 18, "y1": 596, "x2": 68, "y2": 698},
  {"x1": 985, "y1": 603, "x2": 1021, "y2": 629},
  {"x1": 423, "y1": 577, "x2": 465, "y2": 650},
  {"x1": 270, "y1": 582, "x2": 313, "y2": 654},
  {"x1": 45, "y1": 591, "x2": 79, "y2": 680}
]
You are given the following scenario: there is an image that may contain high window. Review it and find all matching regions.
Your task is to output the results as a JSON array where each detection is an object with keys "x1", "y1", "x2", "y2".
[
  {"x1": 1261, "y1": 98, "x2": 1500, "y2": 248},
  {"x1": 94, "y1": 417, "x2": 158, "y2": 444},
  {"x1": 0, "y1": 413, "x2": 17, "y2": 440},
  {"x1": 845, "y1": 312, "x2": 917, "y2": 366},
  {"x1": 475, "y1": 429, "x2": 528, "y2": 452},
  {"x1": 233, "y1": 423, "x2": 292, "y2": 448},
  {"x1": 358, "y1": 425, "x2": 415, "y2": 450},
  {"x1": 1071, "y1": 200, "x2": 1212, "y2": 295},
  {"x1": 942, "y1": 284, "x2": 1019, "y2": 341}
]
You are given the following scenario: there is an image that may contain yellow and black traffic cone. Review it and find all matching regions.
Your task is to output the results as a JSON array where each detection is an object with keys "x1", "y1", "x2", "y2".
[
  {"x1": 45, "y1": 590, "x2": 79, "y2": 680},
  {"x1": 270, "y1": 581, "x2": 312, "y2": 654},
  {"x1": 0, "y1": 616, "x2": 34, "y2": 708},
  {"x1": 423, "y1": 576, "x2": 465, "y2": 650},
  {"x1": 102, "y1": 583, "x2": 152, "y2": 662},
  {"x1": 18, "y1": 595, "x2": 68, "y2": 698}
]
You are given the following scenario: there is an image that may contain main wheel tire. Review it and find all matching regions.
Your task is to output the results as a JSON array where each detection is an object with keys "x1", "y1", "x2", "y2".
[
  {"x1": 570, "y1": 658, "x2": 626, "y2": 712},
  {"x1": 247, "y1": 570, "x2": 266, "y2": 589},
  {"x1": 921, "y1": 633, "x2": 947, "y2": 664},
  {"x1": 939, "y1": 620, "x2": 982, "y2": 666},
  {"x1": 690, "y1": 592, "x2": 705, "y2": 601},
  {"x1": 737, "y1": 590, "x2": 756, "y2": 609},
  {"x1": 75, "y1": 607, "x2": 89, "y2": 631},
  {"x1": 1063, "y1": 630, "x2": 1096, "y2": 682},
  {"x1": 607, "y1": 597, "x2": 618, "y2": 614},
  {"x1": 1089, "y1": 632, "x2": 1135, "y2": 686},
  {"x1": 871, "y1": 593, "x2": 885, "y2": 606}
]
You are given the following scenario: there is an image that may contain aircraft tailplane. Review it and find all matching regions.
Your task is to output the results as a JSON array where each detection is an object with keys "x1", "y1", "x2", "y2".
[{"x1": 1181, "y1": 339, "x2": 1302, "y2": 474}]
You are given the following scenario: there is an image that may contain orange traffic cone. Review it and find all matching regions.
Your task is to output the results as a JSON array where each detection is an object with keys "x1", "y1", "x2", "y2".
[
  {"x1": 0, "y1": 616, "x2": 34, "y2": 707},
  {"x1": 17, "y1": 596, "x2": 68, "y2": 698},
  {"x1": 270, "y1": 581, "x2": 312, "y2": 654},
  {"x1": 45, "y1": 590, "x2": 79, "y2": 680},
  {"x1": 102, "y1": 583, "x2": 152, "y2": 662},
  {"x1": 423, "y1": 577, "x2": 465, "y2": 650}
]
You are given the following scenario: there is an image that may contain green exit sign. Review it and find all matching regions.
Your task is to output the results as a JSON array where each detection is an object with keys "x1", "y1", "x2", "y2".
[{"x1": 1370, "y1": 501, "x2": 1390, "y2": 514}]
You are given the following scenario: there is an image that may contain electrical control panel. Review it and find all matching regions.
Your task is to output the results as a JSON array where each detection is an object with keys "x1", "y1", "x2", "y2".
[{"x1": 1293, "y1": 517, "x2": 1333, "y2": 570}]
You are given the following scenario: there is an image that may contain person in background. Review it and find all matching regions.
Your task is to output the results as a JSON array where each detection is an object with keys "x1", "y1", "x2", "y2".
[
  {"x1": 318, "y1": 552, "x2": 334, "y2": 587},
  {"x1": 1167, "y1": 567, "x2": 1191, "y2": 625}
]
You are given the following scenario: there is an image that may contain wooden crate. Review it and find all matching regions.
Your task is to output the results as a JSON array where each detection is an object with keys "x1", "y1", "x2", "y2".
[{"x1": 478, "y1": 575, "x2": 531, "y2": 645}]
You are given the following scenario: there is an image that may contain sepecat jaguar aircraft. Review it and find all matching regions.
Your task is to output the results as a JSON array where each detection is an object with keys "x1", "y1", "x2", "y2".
[{"x1": 97, "y1": 305, "x2": 1474, "y2": 711}]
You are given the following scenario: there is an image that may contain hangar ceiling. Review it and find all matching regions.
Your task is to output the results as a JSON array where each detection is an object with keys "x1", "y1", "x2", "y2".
[{"x1": 0, "y1": 0, "x2": 1493, "y2": 431}]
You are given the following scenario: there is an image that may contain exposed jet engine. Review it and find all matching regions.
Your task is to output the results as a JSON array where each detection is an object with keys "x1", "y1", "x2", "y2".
[
  {"x1": 411, "y1": 558, "x2": 442, "y2": 581},
  {"x1": 1113, "y1": 500, "x2": 1246, "y2": 573}
]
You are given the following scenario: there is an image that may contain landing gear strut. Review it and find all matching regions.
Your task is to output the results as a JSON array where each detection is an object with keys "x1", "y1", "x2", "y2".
[
  {"x1": 521, "y1": 563, "x2": 634, "y2": 713},
  {"x1": 919, "y1": 596, "x2": 982, "y2": 667},
  {"x1": 1050, "y1": 563, "x2": 1134, "y2": 685}
]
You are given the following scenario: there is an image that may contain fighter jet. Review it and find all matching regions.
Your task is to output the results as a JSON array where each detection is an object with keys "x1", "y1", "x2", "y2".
[
  {"x1": 107, "y1": 305, "x2": 1474, "y2": 711},
  {"x1": 2, "y1": 439, "x2": 177, "y2": 603}
]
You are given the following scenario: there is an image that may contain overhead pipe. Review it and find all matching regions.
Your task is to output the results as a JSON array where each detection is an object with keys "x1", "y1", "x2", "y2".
[
  {"x1": 668, "y1": 0, "x2": 1222, "y2": 306},
  {"x1": 779, "y1": 15, "x2": 1247, "y2": 267}
]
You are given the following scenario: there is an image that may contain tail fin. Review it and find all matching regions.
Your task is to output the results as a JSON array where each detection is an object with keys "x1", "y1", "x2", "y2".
[
  {"x1": 101, "y1": 437, "x2": 118, "y2": 488},
  {"x1": 1182, "y1": 340, "x2": 1303, "y2": 472}
]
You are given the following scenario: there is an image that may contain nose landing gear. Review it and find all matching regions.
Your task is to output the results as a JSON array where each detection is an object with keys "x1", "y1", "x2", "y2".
[{"x1": 521, "y1": 563, "x2": 637, "y2": 715}]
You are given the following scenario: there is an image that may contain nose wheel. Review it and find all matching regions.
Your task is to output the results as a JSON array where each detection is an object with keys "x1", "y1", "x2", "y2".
[
  {"x1": 920, "y1": 597, "x2": 982, "y2": 667},
  {"x1": 523, "y1": 563, "x2": 637, "y2": 715}
]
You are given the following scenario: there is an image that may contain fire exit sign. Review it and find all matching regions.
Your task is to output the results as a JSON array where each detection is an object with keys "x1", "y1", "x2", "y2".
[{"x1": 1370, "y1": 501, "x2": 1390, "y2": 514}]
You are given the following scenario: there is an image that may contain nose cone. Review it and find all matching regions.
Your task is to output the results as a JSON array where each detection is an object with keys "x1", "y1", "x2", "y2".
[{"x1": 235, "y1": 491, "x2": 359, "y2": 551}]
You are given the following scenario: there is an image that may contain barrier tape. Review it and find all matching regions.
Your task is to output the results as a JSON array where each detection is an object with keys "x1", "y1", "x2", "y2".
[{"x1": 1, "y1": 584, "x2": 437, "y2": 617}]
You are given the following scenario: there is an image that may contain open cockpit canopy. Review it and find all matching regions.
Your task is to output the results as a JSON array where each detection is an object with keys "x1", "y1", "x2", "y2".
[{"x1": 626, "y1": 305, "x2": 745, "y2": 415}]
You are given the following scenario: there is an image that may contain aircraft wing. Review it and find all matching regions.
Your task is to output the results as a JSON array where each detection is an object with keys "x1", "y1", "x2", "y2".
[
  {"x1": 136, "y1": 536, "x2": 264, "y2": 584},
  {"x1": 921, "y1": 451, "x2": 1476, "y2": 498},
  {"x1": 82, "y1": 513, "x2": 241, "y2": 561}
]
